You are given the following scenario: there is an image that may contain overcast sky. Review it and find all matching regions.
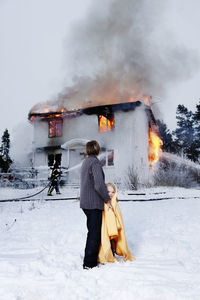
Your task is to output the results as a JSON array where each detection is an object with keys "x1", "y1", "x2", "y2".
[{"x1": 0, "y1": 0, "x2": 200, "y2": 140}]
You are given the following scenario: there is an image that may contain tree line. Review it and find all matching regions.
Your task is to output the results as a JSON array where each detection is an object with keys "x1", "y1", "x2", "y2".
[{"x1": 157, "y1": 100, "x2": 200, "y2": 163}]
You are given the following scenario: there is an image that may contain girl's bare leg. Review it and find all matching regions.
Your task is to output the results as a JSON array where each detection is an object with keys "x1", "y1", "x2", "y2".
[{"x1": 110, "y1": 239, "x2": 116, "y2": 255}]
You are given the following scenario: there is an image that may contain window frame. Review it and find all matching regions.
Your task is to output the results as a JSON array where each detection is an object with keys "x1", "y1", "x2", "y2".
[
  {"x1": 48, "y1": 119, "x2": 63, "y2": 138},
  {"x1": 100, "y1": 149, "x2": 114, "y2": 167}
]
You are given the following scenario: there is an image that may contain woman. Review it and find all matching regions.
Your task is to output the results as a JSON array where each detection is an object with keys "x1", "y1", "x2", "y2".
[
  {"x1": 98, "y1": 183, "x2": 135, "y2": 263},
  {"x1": 80, "y1": 140, "x2": 111, "y2": 269}
]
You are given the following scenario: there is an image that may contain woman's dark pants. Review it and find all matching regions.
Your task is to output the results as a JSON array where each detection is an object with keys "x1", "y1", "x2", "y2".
[{"x1": 82, "y1": 209, "x2": 102, "y2": 269}]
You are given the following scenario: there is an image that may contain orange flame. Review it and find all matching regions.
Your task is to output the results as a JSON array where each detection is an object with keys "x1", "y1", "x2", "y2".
[
  {"x1": 29, "y1": 93, "x2": 151, "y2": 117},
  {"x1": 30, "y1": 115, "x2": 35, "y2": 121},
  {"x1": 99, "y1": 115, "x2": 114, "y2": 132},
  {"x1": 148, "y1": 127, "x2": 163, "y2": 164}
]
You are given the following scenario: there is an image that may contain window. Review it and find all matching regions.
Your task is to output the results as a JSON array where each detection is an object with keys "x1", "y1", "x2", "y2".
[
  {"x1": 107, "y1": 150, "x2": 114, "y2": 166},
  {"x1": 100, "y1": 150, "x2": 114, "y2": 167},
  {"x1": 48, "y1": 153, "x2": 62, "y2": 167},
  {"x1": 48, "y1": 154, "x2": 54, "y2": 166},
  {"x1": 49, "y1": 119, "x2": 63, "y2": 138},
  {"x1": 98, "y1": 114, "x2": 114, "y2": 132}
]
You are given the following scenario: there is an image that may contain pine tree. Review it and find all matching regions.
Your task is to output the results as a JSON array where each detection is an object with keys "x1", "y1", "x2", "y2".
[
  {"x1": 173, "y1": 104, "x2": 198, "y2": 162},
  {"x1": 193, "y1": 100, "x2": 200, "y2": 162},
  {"x1": 0, "y1": 129, "x2": 13, "y2": 172},
  {"x1": 194, "y1": 99, "x2": 200, "y2": 121},
  {"x1": 156, "y1": 119, "x2": 177, "y2": 153}
]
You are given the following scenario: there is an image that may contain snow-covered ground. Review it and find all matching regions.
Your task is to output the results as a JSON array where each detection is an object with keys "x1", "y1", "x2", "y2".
[{"x1": 0, "y1": 186, "x2": 200, "y2": 300}]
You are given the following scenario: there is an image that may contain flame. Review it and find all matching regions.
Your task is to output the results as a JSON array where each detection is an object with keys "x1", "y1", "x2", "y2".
[
  {"x1": 30, "y1": 115, "x2": 35, "y2": 121},
  {"x1": 28, "y1": 108, "x2": 80, "y2": 122},
  {"x1": 29, "y1": 91, "x2": 151, "y2": 118},
  {"x1": 127, "y1": 94, "x2": 151, "y2": 106},
  {"x1": 39, "y1": 107, "x2": 67, "y2": 114},
  {"x1": 49, "y1": 119, "x2": 62, "y2": 137},
  {"x1": 99, "y1": 115, "x2": 114, "y2": 132},
  {"x1": 148, "y1": 127, "x2": 163, "y2": 164},
  {"x1": 29, "y1": 103, "x2": 67, "y2": 115}
]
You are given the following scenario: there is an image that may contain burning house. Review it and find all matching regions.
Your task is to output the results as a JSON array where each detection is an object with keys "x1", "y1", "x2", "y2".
[
  {"x1": 25, "y1": 0, "x2": 192, "y2": 188},
  {"x1": 28, "y1": 95, "x2": 162, "y2": 187}
]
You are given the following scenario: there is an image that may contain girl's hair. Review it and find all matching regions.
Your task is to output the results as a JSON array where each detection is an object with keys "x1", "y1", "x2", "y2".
[
  {"x1": 106, "y1": 182, "x2": 117, "y2": 193},
  {"x1": 86, "y1": 140, "x2": 100, "y2": 156}
]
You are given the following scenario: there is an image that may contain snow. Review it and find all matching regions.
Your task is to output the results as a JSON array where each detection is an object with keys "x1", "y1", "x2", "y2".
[{"x1": 0, "y1": 186, "x2": 200, "y2": 299}]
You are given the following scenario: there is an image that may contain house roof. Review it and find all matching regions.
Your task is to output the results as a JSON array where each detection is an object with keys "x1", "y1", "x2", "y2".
[{"x1": 28, "y1": 100, "x2": 149, "y2": 121}]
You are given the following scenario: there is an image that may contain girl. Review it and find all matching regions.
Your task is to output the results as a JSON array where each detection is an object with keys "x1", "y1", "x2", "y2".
[{"x1": 98, "y1": 183, "x2": 135, "y2": 263}]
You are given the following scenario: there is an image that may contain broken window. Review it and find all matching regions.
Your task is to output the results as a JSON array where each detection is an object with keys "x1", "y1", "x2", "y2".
[
  {"x1": 48, "y1": 153, "x2": 62, "y2": 167},
  {"x1": 100, "y1": 150, "x2": 114, "y2": 167},
  {"x1": 48, "y1": 154, "x2": 54, "y2": 166},
  {"x1": 49, "y1": 119, "x2": 63, "y2": 138},
  {"x1": 98, "y1": 114, "x2": 114, "y2": 132}
]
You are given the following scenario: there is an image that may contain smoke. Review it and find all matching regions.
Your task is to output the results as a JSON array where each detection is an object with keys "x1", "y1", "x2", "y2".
[
  {"x1": 31, "y1": 0, "x2": 199, "y2": 113},
  {"x1": 10, "y1": 122, "x2": 33, "y2": 167}
]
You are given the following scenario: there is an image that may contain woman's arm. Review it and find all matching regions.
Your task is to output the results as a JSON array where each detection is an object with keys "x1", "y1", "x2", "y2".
[{"x1": 91, "y1": 161, "x2": 110, "y2": 203}]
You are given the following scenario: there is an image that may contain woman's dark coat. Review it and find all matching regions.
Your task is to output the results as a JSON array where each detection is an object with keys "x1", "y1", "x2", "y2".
[{"x1": 80, "y1": 155, "x2": 110, "y2": 210}]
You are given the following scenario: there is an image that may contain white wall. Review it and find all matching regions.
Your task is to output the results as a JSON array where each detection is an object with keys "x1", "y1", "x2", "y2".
[{"x1": 101, "y1": 105, "x2": 150, "y2": 186}]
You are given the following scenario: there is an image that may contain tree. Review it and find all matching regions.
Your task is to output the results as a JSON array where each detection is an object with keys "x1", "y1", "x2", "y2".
[
  {"x1": 0, "y1": 129, "x2": 13, "y2": 172},
  {"x1": 193, "y1": 100, "x2": 200, "y2": 162},
  {"x1": 156, "y1": 119, "x2": 177, "y2": 153},
  {"x1": 173, "y1": 104, "x2": 198, "y2": 162},
  {"x1": 194, "y1": 99, "x2": 200, "y2": 120}
]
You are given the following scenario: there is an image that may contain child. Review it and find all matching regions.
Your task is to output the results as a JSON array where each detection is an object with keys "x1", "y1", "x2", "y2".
[{"x1": 98, "y1": 183, "x2": 135, "y2": 263}]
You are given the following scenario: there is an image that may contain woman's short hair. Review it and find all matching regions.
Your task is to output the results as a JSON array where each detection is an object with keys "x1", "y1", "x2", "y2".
[{"x1": 86, "y1": 140, "x2": 100, "y2": 156}]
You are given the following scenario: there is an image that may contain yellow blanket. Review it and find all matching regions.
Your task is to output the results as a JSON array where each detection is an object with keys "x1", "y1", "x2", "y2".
[{"x1": 98, "y1": 187, "x2": 135, "y2": 263}]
